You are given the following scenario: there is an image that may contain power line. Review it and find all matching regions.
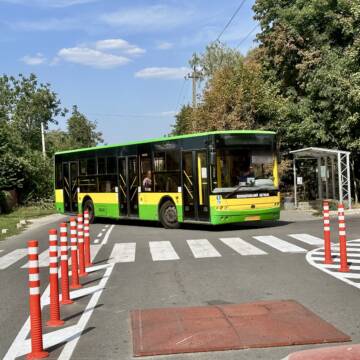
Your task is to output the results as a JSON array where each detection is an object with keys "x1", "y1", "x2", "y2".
[
  {"x1": 216, "y1": 0, "x2": 248, "y2": 42},
  {"x1": 236, "y1": 23, "x2": 260, "y2": 49}
]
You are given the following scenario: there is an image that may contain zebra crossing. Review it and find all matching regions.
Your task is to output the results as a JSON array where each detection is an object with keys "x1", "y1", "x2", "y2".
[
  {"x1": 105, "y1": 233, "x2": 325, "y2": 264},
  {"x1": 0, "y1": 233, "x2": 335, "y2": 270},
  {"x1": 306, "y1": 239, "x2": 360, "y2": 290}
]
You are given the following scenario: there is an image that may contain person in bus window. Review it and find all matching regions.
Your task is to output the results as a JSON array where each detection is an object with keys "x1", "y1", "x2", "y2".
[{"x1": 143, "y1": 170, "x2": 152, "y2": 191}]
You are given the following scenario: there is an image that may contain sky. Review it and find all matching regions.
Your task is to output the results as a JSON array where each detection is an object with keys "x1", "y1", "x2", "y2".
[{"x1": 0, "y1": 0, "x2": 258, "y2": 144}]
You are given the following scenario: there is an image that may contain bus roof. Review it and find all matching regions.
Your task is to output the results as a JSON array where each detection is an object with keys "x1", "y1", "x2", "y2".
[{"x1": 55, "y1": 130, "x2": 276, "y2": 155}]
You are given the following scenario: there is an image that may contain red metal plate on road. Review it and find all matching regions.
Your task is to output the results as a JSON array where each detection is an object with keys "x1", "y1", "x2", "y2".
[{"x1": 130, "y1": 300, "x2": 350, "y2": 357}]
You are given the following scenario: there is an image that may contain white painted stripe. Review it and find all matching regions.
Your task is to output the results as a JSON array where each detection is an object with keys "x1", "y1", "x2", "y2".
[
  {"x1": 105, "y1": 225, "x2": 109, "y2": 228},
  {"x1": 29, "y1": 273, "x2": 39, "y2": 281},
  {"x1": 38, "y1": 250, "x2": 50, "y2": 267},
  {"x1": 98, "y1": 232, "x2": 103, "y2": 238},
  {"x1": 338, "y1": 215, "x2": 345, "y2": 220},
  {"x1": 60, "y1": 246, "x2": 67, "y2": 251},
  {"x1": 0, "y1": 249, "x2": 28, "y2": 270},
  {"x1": 109, "y1": 243, "x2": 136, "y2": 263},
  {"x1": 71, "y1": 246, "x2": 77, "y2": 251},
  {"x1": 49, "y1": 246, "x2": 57, "y2": 252},
  {"x1": 339, "y1": 231, "x2": 346, "y2": 236},
  {"x1": 253, "y1": 236, "x2": 306, "y2": 253},
  {"x1": 70, "y1": 230, "x2": 76, "y2": 235},
  {"x1": 187, "y1": 239, "x2": 221, "y2": 258},
  {"x1": 149, "y1": 241, "x2": 179, "y2": 261},
  {"x1": 312, "y1": 256, "x2": 360, "y2": 264},
  {"x1": 288, "y1": 234, "x2": 323, "y2": 246},
  {"x1": 324, "y1": 227, "x2": 330, "y2": 231},
  {"x1": 332, "y1": 247, "x2": 360, "y2": 252},
  {"x1": 28, "y1": 247, "x2": 38, "y2": 255},
  {"x1": 29, "y1": 287, "x2": 40, "y2": 295},
  {"x1": 61, "y1": 255, "x2": 67, "y2": 260},
  {"x1": 49, "y1": 256, "x2": 57, "y2": 262},
  {"x1": 314, "y1": 251, "x2": 360, "y2": 258},
  {"x1": 101, "y1": 225, "x2": 115, "y2": 245},
  {"x1": 337, "y1": 273, "x2": 360, "y2": 279},
  {"x1": 324, "y1": 219, "x2": 330, "y2": 224},
  {"x1": 50, "y1": 268, "x2": 58, "y2": 274},
  {"x1": 57, "y1": 263, "x2": 115, "y2": 360},
  {"x1": 0, "y1": 250, "x2": 3, "y2": 253},
  {"x1": 94, "y1": 239, "x2": 100, "y2": 244},
  {"x1": 219, "y1": 237, "x2": 267, "y2": 256},
  {"x1": 321, "y1": 264, "x2": 360, "y2": 271}
]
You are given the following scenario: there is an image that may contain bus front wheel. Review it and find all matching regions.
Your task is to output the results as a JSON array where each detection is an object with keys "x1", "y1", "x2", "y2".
[
  {"x1": 160, "y1": 201, "x2": 179, "y2": 229},
  {"x1": 83, "y1": 199, "x2": 95, "y2": 224}
]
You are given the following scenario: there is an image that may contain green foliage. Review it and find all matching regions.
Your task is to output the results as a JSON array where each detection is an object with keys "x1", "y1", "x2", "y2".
[
  {"x1": 0, "y1": 154, "x2": 24, "y2": 190},
  {"x1": 171, "y1": 105, "x2": 194, "y2": 135},
  {"x1": 67, "y1": 105, "x2": 103, "y2": 149}
]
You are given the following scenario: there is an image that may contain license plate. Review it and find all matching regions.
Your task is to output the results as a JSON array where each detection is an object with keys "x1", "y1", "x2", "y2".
[{"x1": 245, "y1": 216, "x2": 260, "y2": 221}]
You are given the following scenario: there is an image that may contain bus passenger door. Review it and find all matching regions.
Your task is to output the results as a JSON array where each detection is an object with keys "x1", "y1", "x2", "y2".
[
  {"x1": 63, "y1": 161, "x2": 78, "y2": 213},
  {"x1": 127, "y1": 156, "x2": 139, "y2": 217},
  {"x1": 118, "y1": 158, "x2": 127, "y2": 216},
  {"x1": 182, "y1": 151, "x2": 210, "y2": 221},
  {"x1": 118, "y1": 156, "x2": 139, "y2": 217}
]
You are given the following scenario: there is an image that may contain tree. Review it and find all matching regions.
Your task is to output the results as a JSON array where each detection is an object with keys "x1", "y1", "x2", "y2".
[
  {"x1": 67, "y1": 106, "x2": 103, "y2": 149},
  {"x1": 171, "y1": 105, "x2": 194, "y2": 135},
  {"x1": 253, "y1": 0, "x2": 360, "y2": 152}
]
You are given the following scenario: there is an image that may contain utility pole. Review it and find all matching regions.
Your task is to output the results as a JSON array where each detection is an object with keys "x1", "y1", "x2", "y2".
[
  {"x1": 187, "y1": 66, "x2": 202, "y2": 108},
  {"x1": 41, "y1": 122, "x2": 46, "y2": 158}
]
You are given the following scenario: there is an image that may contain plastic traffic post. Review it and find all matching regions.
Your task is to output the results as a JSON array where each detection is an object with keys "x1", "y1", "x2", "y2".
[
  {"x1": 84, "y1": 210, "x2": 92, "y2": 267},
  {"x1": 47, "y1": 229, "x2": 64, "y2": 327},
  {"x1": 27, "y1": 240, "x2": 49, "y2": 359},
  {"x1": 70, "y1": 217, "x2": 82, "y2": 289},
  {"x1": 59, "y1": 223, "x2": 73, "y2": 305},
  {"x1": 323, "y1": 201, "x2": 333, "y2": 264},
  {"x1": 77, "y1": 214, "x2": 87, "y2": 277},
  {"x1": 338, "y1": 204, "x2": 350, "y2": 272}
]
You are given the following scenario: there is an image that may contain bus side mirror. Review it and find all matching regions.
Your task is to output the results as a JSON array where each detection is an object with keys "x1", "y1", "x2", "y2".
[{"x1": 210, "y1": 151, "x2": 216, "y2": 165}]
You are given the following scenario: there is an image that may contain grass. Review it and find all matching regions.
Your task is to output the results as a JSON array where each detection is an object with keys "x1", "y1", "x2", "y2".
[{"x1": 0, "y1": 206, "x2": 56, "y2": 241}]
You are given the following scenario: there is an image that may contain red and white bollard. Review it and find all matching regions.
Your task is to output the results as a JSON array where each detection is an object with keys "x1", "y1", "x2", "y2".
[
  {"x1": 27, "y1": 240, "x2": 48, "y2": 359},
  {"x1": 47, "y1": 229, "x2": 64, "y2": 327},
  {"x1": 84, "y1": 210, "x2": 92, "y2": 267},
  {"x1": 323, "y1": 201, "x2": 333, "y2": 264},
  {"x1": 77, "y1": 214, "x2": 87, "y2": 277},
  {"x1": 59, "y1": 223, "x2": 73, "y2": 305},
  {"x1": 338, "y1": 204, "x2": 349, "y2": 272},
  {"x1": 70, "y1": 217, "x2": 81, "y2": 289}
]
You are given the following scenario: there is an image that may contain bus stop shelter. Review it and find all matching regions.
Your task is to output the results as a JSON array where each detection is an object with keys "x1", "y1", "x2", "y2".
[{"x1": 290, "y1": 147, "x2": 352, "y2": 209}]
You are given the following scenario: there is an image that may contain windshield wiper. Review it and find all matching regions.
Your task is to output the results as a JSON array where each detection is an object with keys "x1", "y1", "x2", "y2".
[{"x1": 224, "y1": 184, "x2": 245, "y2": 199}]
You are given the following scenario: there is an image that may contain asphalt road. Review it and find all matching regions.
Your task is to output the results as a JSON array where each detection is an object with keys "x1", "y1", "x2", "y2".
[{"x1": 0, "y1": 214, "x2": 360, "y2": 360}]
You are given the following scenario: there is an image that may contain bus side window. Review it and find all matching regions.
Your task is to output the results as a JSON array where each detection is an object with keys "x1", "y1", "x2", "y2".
[{"x1": 141, "y1": 154, "x2": 153, "y2": 192}]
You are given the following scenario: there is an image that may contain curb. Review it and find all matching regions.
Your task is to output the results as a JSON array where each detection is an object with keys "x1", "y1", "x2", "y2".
[{"x1": 283, "y1": 344, "x2": 360, "y2": 359}]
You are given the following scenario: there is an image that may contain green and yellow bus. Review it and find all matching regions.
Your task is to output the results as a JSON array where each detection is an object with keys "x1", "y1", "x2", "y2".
[{"x1": 54, "y1": 130, "x2": 280, "y2": 228}]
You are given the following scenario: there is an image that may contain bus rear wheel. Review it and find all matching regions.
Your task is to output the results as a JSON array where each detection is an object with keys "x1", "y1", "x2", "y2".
[
  {"x1": 160, "y1": 200, "x2": 180, "y2": 229},
  {"x1": 83, "y1": 199, "x2": 95, "y2": 224}
]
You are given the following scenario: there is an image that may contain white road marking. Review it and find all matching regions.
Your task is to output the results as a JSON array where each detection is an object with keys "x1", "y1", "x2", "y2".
[
  {"x1": 94, "y1": 239, "x2": 100, "y2": 244},
  {"x1": 21, "y1": 249, "x2": 51, "y2": 268},
  {"x1": 337, "y1": 273, "x2": 360, "y2": 279},
  {"x1": 219, "y1": 237, "x2": 267, "y2": 256},
  {"x1": 288, "y1": 234, "x2": 323, "y2": 246},
  {"x1": 149, "y1": 241, "x2": 179, "y2": 261},
  {"x1": 101, "y1": 225, "x2": 114, "y2": 245},
  {"x1": 3, "y1": 225, "x2": 115, "y2": 360},
  {"x1": 98, "y1": 232, "x2": 103, "y2": 238},
  {"x1": 320, "y1": 264, "x2": 360, "y2": 271},
  {"x1": 0, "y1": 249, "x2": 27, "y2": 270},
  {"x1": 0, "y1": 249, "x2": 3, "y2": 253},
  {"x1": 253, "y1": 236, "x2": 306, "y2": 253},
  {"x1": 109, "y1": 243, "x2": 136, "y2": 263},
  {"x1": 57, "y1": 263, "x2": 115, "y2": 360},
  {"x1": 312, "y1": 257, "x2": 360, "y2": 264},
  {"x1": 313, "y1": 251, "x2": 360, "y2": 258},
  {"x1": 105, "y1": 225, "x2": 109, "y2": 228},
  {"x1": 187, "y1": 239, "x2": 221, "y2": 258},
  {"x1": 331, "y1": 247, "x2": 360, "y2": 252}
]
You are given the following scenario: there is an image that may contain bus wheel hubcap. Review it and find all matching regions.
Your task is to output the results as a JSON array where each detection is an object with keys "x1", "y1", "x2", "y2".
[{"x1": 165, "y1": 206, "x2": 177, "y2": 223}]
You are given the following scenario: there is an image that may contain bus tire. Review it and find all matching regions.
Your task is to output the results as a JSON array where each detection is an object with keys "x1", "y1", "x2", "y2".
[
  {"x1": 159, "y1": 200, "x2": 179, "y2": 229},
  {"x1": 83, "y1": 199, "x2": 95, "y2": 224}
]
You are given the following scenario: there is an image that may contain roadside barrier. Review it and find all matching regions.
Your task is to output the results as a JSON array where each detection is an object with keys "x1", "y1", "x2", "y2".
[
  {"x1": 338, "y1": 204, "x2": 349, "y2": 272},
  {"x1": 27, "y1": 240, "x2": 49, "y2": 359},
  {"x1": 323, "y1": 201, "x2": 333, "y2": 264},
  {"x1": 59, "y1": 223, "x2": 73, "y2": 305},
  {"x1": 47, "y1": 229, "x2": 64, "y2": 327},
  {"x1": 77, "y1": 214, "x2": 87, "y2": 277},
  {"x1": 84, "y1": 210, "x2": 92, "y2": 267},
  {"x1": 70, "y1": 217, "x2": 81, "y2": 289}
]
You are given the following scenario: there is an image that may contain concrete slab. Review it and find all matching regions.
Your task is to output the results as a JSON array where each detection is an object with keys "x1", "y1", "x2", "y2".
[{"x1": 131, "y1": 300, "x2": 350, "y2": 357}]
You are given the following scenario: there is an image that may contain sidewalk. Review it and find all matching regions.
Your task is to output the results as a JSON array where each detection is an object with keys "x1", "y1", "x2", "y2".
[{"x1": 280, "y1": 208, "x2": 360, "y2": 222}]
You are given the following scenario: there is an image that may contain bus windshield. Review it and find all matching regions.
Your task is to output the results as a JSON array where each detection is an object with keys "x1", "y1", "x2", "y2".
[{"x1": 212, "y1": 147, "x2": 276, "y2": 194}]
